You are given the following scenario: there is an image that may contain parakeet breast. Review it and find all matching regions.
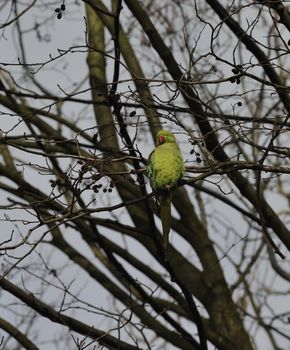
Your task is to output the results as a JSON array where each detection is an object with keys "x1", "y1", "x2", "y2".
[{"x1": 149, "y1": 142, "x2": 184, "y2": 189}]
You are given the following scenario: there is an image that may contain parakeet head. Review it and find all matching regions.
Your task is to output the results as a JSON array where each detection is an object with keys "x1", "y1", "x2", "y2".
[{"x1": 156, "y1": 130, "x2": 176, "y2": 145}]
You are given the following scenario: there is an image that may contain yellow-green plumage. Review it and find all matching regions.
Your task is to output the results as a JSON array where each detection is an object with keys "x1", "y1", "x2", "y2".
[{"x1": 147, "y1": 130, "x2": 184, "y2": 260}]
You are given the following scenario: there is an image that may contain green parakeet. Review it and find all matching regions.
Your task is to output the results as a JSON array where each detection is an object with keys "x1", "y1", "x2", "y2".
[{"x1": 147, "y1": 130, "x2": 185, "y2": 259}]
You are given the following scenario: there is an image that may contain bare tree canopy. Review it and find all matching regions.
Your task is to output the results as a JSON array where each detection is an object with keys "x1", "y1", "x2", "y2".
[{"x1": 1, "y1": 0, "x2": 290, "y2": 349}]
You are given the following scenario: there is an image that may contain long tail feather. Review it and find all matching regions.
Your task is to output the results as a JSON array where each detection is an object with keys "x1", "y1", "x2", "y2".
[{"x1": 159, "y1": 193, "x2": 172, "y2": 260}]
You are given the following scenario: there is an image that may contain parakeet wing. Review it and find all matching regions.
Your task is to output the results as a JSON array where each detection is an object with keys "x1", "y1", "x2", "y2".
[{"x1": 147, "y1": 150, "x2": 157, "y2": 189}]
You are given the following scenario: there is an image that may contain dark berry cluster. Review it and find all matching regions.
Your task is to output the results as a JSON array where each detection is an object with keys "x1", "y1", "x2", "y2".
[
  {"x1": 92, "y1": 181, "x2": 114, "y2": 193},
  {"x1": 189, "y1": 140, "x2": 202, "y2": 163},
  {"x1": 229, "y1": 65, "x2": 243, "y2": 85},
  {"x1": 55, "y1": 3, "x2": 66, "y2": 19}
]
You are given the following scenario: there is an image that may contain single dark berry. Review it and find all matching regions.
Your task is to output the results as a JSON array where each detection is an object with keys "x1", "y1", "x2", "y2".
[
  {"x1": 108, "y1": 188, "x2": 112, "y2": 193},
  {"x1": 129, "y1": 111, "x2": 136, "y2": 117},
  {"x1": 236, "y1": 78, "x2": 241, "y2": 84},
  {"x1": 55, "y1": 8, "x2": 61, "y2": 12},
  {"x1": 232, "y1": 68, "x2": 239, "y2": 74},
  {"x1": 61, "y1": 4, "x2": 65, "y2": 11},
  {"x1": 196, "y1": 157, "x2": 202, "y2": 163},
  {"x1": 92, "y1": 133, "x2": 98, "y2": 144},
  {"x1": 103, "y1": 188, "x2": 107, "y2": 193},
  {"x1": 109, "y1": 182, "x2": 114, "y2": 188},
  {"x1": 237, "y1": 101, "x2": 242, "y2": 106},
  {"x1": 50, "y1": 269, "x2": 57, "y2": 277},
  {"x1": 57, "y1": 12, "x2": 62, "y2": 19},
  {"x1": 229, "y1": 77, "x2": 236, "y2": 83},
  {"x1": 196, "y1": 152, "x2": 200, "y2": 156},
  {"x1": 190, "y1": 149, "x2": 194, "y2": 155}
]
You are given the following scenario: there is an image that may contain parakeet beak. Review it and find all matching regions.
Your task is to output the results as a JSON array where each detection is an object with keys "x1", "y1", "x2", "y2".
[{"x1": 158, "y1": 135, "x2": 165, "y2": 144}]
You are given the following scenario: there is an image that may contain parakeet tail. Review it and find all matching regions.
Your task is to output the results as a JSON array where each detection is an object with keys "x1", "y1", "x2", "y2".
[{"x1": 159, "y1": 193, "x2": 172, "y2": 261}]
